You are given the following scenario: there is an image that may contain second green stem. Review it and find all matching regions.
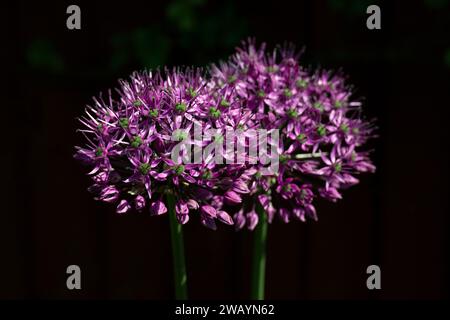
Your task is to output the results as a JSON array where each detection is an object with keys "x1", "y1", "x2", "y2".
[{"x1": 251, "y1": 204, "x2": 268, "y2": 300}]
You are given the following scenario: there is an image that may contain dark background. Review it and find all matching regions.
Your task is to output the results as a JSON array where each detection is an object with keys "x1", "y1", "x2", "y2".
[{"x1": 3, "y1": 0, "x2": 449, "y2": 299}]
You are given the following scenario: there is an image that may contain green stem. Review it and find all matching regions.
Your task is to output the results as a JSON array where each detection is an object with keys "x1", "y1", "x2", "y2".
[
  {"x1": 167, "y1": 193, "x2": 188, "y2": 300},
  {"x1": 251, "y1": 204, "x2": 268, "y2": 300}
]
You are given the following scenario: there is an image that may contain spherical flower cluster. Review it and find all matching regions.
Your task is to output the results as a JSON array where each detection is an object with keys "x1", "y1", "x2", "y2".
[
  {"x1": 75, "y1": 40, "x2": 375, "y2": 230},
  {"x1": 210, "y1": 42, "x2": 376, "y2": 230}
]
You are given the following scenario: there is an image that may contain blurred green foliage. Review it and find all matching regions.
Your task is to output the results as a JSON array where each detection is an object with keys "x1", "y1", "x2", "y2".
[
  {"x1": 424, "y1": 0, "x2": 449, "y2": 9},
  {"x1": 23, "y1": 0, "x2": 449, "y2": 78},
  {"x1": 109, "y1": 27, "x2": 170, "y2": 71},
  {"x1": 26, "y1": 39, "x2": 65, "y2": 74},
  {"x1": 444, "y1": 49, "x2": 450, "y2": 68},
  {"x1": 166, "y1": 0, "x2": 206, "y2": 32},
  {"x1": 108, "y1": 0, "x2": 246, "y2": 72},
  {"x1": 328, "y1": 0, "x2": 375, "y2": 16}
]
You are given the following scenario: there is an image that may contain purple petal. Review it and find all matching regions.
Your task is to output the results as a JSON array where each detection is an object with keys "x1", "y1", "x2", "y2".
[
  {"x1": 246, "y1": 211, "x2": 259, "y2": 231},
  {"x1": 217, "y1": 210, "x2": 234, "y2": 225},
  {"x1": 150, "y1": 200, "x2": 167, "y2": 215},
  {"x1": 200, "y1": 205, "x2": 217, "y2": 218},
  {"x1": 201, "y1": 216, "x2": 217, "y2": 230},
  {"x1": 232, "y1": 179, "x2": 250, "y2": 194},
  {"x1": 186, "y1": 199, "x2": 199, "y2": 210},
  {"x1": 279, "y1": 208, "x2": 290, "y2": 223},
  {"x1": 135, "y1": 195, "x2": 145, "y2": 210},
  {"x1": 177, "y1": 214, "x2": 189, "y2": 224},
  {"x1": 116, "y1": 200, "x2": 131, "y2": 214},
  {"x1": 176, "y1": 201, "x2": 189, "y2": 215},
  {"x1": 224, "y1": 190, "x2": 242, "y2": 205},
  {"x1": 233, "y1": 211, "x2": 246, "y2": 230}
]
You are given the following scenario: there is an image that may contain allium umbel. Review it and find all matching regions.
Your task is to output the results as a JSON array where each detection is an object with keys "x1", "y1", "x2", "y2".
[
  {"x1": 75, "y1": 40, "x2": 376, "y2": 230},
  {"x1": 210, "y1": 42, "x2": 376, "y2": 230}
]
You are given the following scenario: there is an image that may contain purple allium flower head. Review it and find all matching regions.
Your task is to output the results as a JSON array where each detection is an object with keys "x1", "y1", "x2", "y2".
[
  {"x1": 75, "y1": 67, "x2": 253, "y2": 229},
  {"x1": 75, "y1": 39, "x2": 376, "y2": 230},
  {"x1": 209, "y1": 39, "x2": 376, "y2": 229}
]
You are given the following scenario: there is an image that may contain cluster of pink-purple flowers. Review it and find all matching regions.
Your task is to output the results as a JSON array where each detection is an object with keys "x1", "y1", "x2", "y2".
[{"x1": 75, "y1": 40, "x2": 376, "y2": 230}]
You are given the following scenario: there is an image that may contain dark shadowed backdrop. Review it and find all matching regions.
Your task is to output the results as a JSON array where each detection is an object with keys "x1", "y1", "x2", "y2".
[{"x1": 3, "y1": 0, "x2": 449, "y2": 299}]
